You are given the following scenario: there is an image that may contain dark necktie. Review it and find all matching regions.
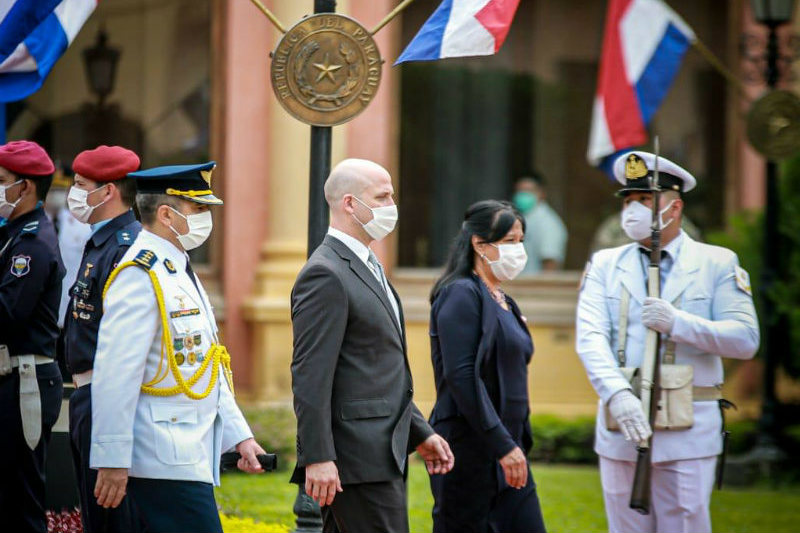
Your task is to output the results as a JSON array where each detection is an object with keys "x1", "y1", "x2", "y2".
[
  {"x1": 638, "y1": 248, "x2": 671, "y2": 288},
  {"x1": 638, "y1": 247, "x2": 668, "y2": 260},
  {"x1": 185, "y1": 260, "x2": 200, "y2": 294}
]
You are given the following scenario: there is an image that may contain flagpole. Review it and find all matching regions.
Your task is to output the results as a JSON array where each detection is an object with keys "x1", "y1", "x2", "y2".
[
  {"x1": 691, "y1": 38, "x2": 750, "y2": 98},
  {"x1": 371, "y1": 0, "x2": 417, "y2": 35},
  {"x1": 246, "y1": 0, "x2": 287, "y2": 33}
]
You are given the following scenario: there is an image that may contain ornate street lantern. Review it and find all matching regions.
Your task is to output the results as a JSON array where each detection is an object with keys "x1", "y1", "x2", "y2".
[{"x1": 82, "y1": 28, "x2": 120, "y2": 107}]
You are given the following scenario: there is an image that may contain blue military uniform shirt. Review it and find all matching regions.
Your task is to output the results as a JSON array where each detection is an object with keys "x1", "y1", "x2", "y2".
[
  {"x1": 0, "y1": 207, "x2": 65, "y2": 357},
  {"x1": 63, "y1": 209, "x2": 141, "y2": 375}
]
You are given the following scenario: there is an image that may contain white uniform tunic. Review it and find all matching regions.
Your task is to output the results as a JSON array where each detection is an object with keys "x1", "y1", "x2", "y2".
[
  {"x1": 576, "y1": 231, "x2": 759, "y2": 463},
  {"x1": 577, "y1": 231, "x2": 759, "y2": 533},
  {"x1": 90, "y1": 230, "x2": 252, "y2": 485}
]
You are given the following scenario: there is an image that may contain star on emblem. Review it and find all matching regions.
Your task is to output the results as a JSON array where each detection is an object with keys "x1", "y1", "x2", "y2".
[{"x1": 313, "y1": 53, "x2": 342, "y2": 83}]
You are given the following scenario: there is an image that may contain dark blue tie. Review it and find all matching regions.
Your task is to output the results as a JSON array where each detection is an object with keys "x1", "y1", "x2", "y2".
[{"x1": 185, "y1": 260, "x2": 200, "y2": 294}]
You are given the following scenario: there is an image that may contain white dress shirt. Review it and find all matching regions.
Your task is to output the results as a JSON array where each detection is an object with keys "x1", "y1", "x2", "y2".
[{"x1": 327, "y1": 227, "x2": 401, "y2": 327}]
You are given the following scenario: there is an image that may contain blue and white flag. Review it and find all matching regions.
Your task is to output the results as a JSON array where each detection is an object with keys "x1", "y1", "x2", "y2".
[{"x1": 0, "y1": 0, "x2": 97, "y2": 103}]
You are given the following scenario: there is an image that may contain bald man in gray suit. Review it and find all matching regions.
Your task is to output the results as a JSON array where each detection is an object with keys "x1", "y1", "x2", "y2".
[{"x1": 290, "y1": 159, "x2": 454, "y2": 533}]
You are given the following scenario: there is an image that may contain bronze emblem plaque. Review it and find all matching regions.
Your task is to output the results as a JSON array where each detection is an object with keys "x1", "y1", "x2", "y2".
[
  {"x1": 271, "y1": 14, "x2": 383, "y2": 126},
  {"x1": 747, "y1": 89, "x2": 800, "y2": 161}
]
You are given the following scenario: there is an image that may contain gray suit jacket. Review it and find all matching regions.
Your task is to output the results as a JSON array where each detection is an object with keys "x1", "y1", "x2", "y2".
[{"x1": 290, "y1": 235, "x2": 434, "y2": 485}]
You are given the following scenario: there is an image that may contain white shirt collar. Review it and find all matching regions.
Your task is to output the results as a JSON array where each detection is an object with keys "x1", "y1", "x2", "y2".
[
  {"x1": 639, "y1": 229, "x2": 684, "y2": 262},
  {"x1": 327, "y1": 227, "x2": 370, "y2": 266},
  {"x1": 137, "y1": 229, "x2": 189, "y2": 270},
  {"x1": 662, "y1": 229, "x2": 684, "y2": 263}
]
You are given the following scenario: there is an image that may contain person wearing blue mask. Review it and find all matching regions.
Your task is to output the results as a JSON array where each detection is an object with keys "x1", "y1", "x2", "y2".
[{"x1": 512, "y1": 172, "x2": 567, "y2": 274}]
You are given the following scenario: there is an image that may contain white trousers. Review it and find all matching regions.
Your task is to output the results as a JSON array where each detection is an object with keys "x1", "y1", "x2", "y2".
[{"x1": 599, "y1": 455, "x2": 717, "y2": 533}]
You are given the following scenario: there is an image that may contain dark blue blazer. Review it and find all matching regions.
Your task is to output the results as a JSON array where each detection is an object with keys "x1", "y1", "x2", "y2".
[
  {"x1": 429, "y1": 274, "x2": 533, "y2": 458},
  {"x1": 63, "y1": 209, "x2": 141, "y2": 375}
]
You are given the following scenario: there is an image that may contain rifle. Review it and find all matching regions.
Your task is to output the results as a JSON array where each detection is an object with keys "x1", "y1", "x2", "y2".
[{"x1": 629, "y1": 137, "x2": 663, "y2": 514}]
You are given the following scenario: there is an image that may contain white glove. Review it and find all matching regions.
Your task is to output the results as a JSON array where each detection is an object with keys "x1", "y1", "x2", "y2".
[
  {"x1": 607, "y1": 389, "x2": 652, "y2": 443},
  {"x1": 642, "y1": 297, "x2": 677, "y2": 334}
]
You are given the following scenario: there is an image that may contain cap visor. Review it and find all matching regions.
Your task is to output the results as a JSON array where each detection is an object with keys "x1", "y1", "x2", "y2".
[
  {"x1": 614, "y1": 187, "x2": 668, "y2": 198},
  {"x1": 184, "y1": 194, "x2": 223, "y2": 205}
]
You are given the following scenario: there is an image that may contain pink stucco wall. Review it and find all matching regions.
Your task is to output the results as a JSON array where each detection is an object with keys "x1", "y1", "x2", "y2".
[
  {"x1": 346, "y1": 0, "x2": 401, "y2": 273},
  {"x1": 221, "y1": 0, "x2": 274, "y2": 387}
]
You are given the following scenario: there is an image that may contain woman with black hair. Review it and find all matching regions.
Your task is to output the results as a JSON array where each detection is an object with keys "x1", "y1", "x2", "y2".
[{"x1": 428, "y1": 200, "x2": 547, "y2": 533}]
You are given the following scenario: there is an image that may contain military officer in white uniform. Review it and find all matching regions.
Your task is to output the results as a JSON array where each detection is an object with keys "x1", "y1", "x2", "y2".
[
  {"x1": 576, "y1": 151, "x2": 760, "y2": 533},
  {"x1": 90, "y1": 162, "x2": 266, "y2": 533}
]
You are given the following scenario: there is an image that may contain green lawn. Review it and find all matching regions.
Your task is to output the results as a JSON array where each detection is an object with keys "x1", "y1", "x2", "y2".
[{"x1": 216, "y1": 462, "x2": 800, "y2": 533}]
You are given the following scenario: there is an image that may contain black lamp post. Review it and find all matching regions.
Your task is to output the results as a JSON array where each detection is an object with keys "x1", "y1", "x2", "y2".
[
  {"x1": 746, "y1": 0, "x2": 796, "y2": 455},
  {"x1": 82, "y1": 27, "x2": 120, "y2": 108}
]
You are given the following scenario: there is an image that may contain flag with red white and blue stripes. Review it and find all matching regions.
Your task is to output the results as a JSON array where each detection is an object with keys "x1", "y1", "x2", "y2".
[
  {"x1": 395, "y1": 0, "x2": 521, "y2": 65},
  {"x1": 0, "y1": 0, "x2": 97, "y2": 103},
  {"x1": 587, "y1": 0, "x2": 695, "y2": 171}
]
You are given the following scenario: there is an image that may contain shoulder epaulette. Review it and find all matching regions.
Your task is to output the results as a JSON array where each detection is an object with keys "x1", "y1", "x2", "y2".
[
  {"x1": 20, "y1": 220, "x2": 40, "y2": 236},
  {"x1": 132, "y1": 249, "x2": 158, "y2": 270},
  {"x1": 116, "y1": 229, "x2": 134, "y2": 246}
]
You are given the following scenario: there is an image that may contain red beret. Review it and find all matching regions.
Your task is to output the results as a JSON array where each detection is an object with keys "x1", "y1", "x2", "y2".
[
  {"x1": 0, "y1": 140, "x2": 55, "y2": 176},
  {"x1": 72, "y1": 145, "x2": 141, "y2": 182}
]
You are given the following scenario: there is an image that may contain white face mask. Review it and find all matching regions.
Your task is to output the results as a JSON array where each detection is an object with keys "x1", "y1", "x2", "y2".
[
  {"x1": 484, "y1": 242, "x2": 528, "y2": 281},
  {"x1": 67, "y1": 185, "x2": 109, "y2": 223},
  {"x1": 0, "y1": 180, "x2": 23, "y2": 219},
  {"x1": 168, "y1": 207, "x2": 213, "y2": 250},
  {"x1": 352, "y1": 196, "x2": 398, "y2": 241},
  {"x1": 620, "y1": 200, "x2": 675, "y2": 241}
]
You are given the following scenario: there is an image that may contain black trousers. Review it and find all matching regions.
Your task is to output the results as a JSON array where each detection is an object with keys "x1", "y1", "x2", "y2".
[
  {"x1": 69, "y1": 385, "x2": 139, "y2": 533},
  {"x1": 322, "y1": 476, "x2": 409, "y2": 533},
  {"x1": 127, "y1": 477, "x2": 221, "y2": 533},
  {"x1": 0, "y1": 362, "x2": 62, "y2": 533},
  {"x1": 430, "y1": 419, "x2": 547, "y2": 533}
]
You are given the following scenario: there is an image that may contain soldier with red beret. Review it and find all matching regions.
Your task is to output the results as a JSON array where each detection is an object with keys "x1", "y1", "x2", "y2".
[
  {"x1": 62, "y1": 145, "x2": 142, "y2": 533},
  {"x1": 0, "y1": 140, "x2": 66, "y2": 533}
]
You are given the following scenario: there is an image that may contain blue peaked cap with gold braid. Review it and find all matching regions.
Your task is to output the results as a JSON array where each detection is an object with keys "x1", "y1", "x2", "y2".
[{"x1": 128, "y1": 161, "x2": 222, "y2": 205}]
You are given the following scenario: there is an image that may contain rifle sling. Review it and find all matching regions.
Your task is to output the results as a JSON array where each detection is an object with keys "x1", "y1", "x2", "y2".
[{"x1": 616, "y1": 286, "x2": 720, "y2": 401}]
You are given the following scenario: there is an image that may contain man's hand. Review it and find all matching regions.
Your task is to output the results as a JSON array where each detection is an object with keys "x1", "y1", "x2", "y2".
[
  {"x1": 94, "y1": 467, "x2": 128, "y2": 509},
  {"x1": 415, "y1": 433, "x2": 455, "y2": 475},
  {"x1": 236, "y1": 437, "x2": 267, "y2": 473},
  {"x1": 305, "y1": 461, "x2": 342, "y2": 507},
  {"x1": 499, "y1": 446, "x2": 528, "y2": 489},
  {"x1": 608, "y1": 389, "x2": 652, "y2": 443},
  {"x1": 642, "y1": 297, "x2": 677, "y2": 334}
]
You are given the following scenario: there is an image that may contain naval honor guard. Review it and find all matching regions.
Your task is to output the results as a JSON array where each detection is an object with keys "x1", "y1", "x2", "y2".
[
  {"x1": 0, "y1": 141, "x2": 66, "y2": 533},
  {"x1": 90, "y1": 162, "x2": 265, "y2": 533},
  {"x1": 63, "y1": 145, "x2": 142, "y2": 532},
  {"x1": 576, "y1": 152, "x2": 760, "y2": 533}
]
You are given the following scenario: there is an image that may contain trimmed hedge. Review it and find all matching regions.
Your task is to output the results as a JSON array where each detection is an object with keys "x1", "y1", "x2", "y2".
[
  {"x1": 241, "y1": 404, "x2": 297, "y2": 471},
  {"x1": 529, "y1": 414, "x2": 596, "y2": 464},
  {"x1": 240, "y1": 403, "x2": 795, "y2": 467}
]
